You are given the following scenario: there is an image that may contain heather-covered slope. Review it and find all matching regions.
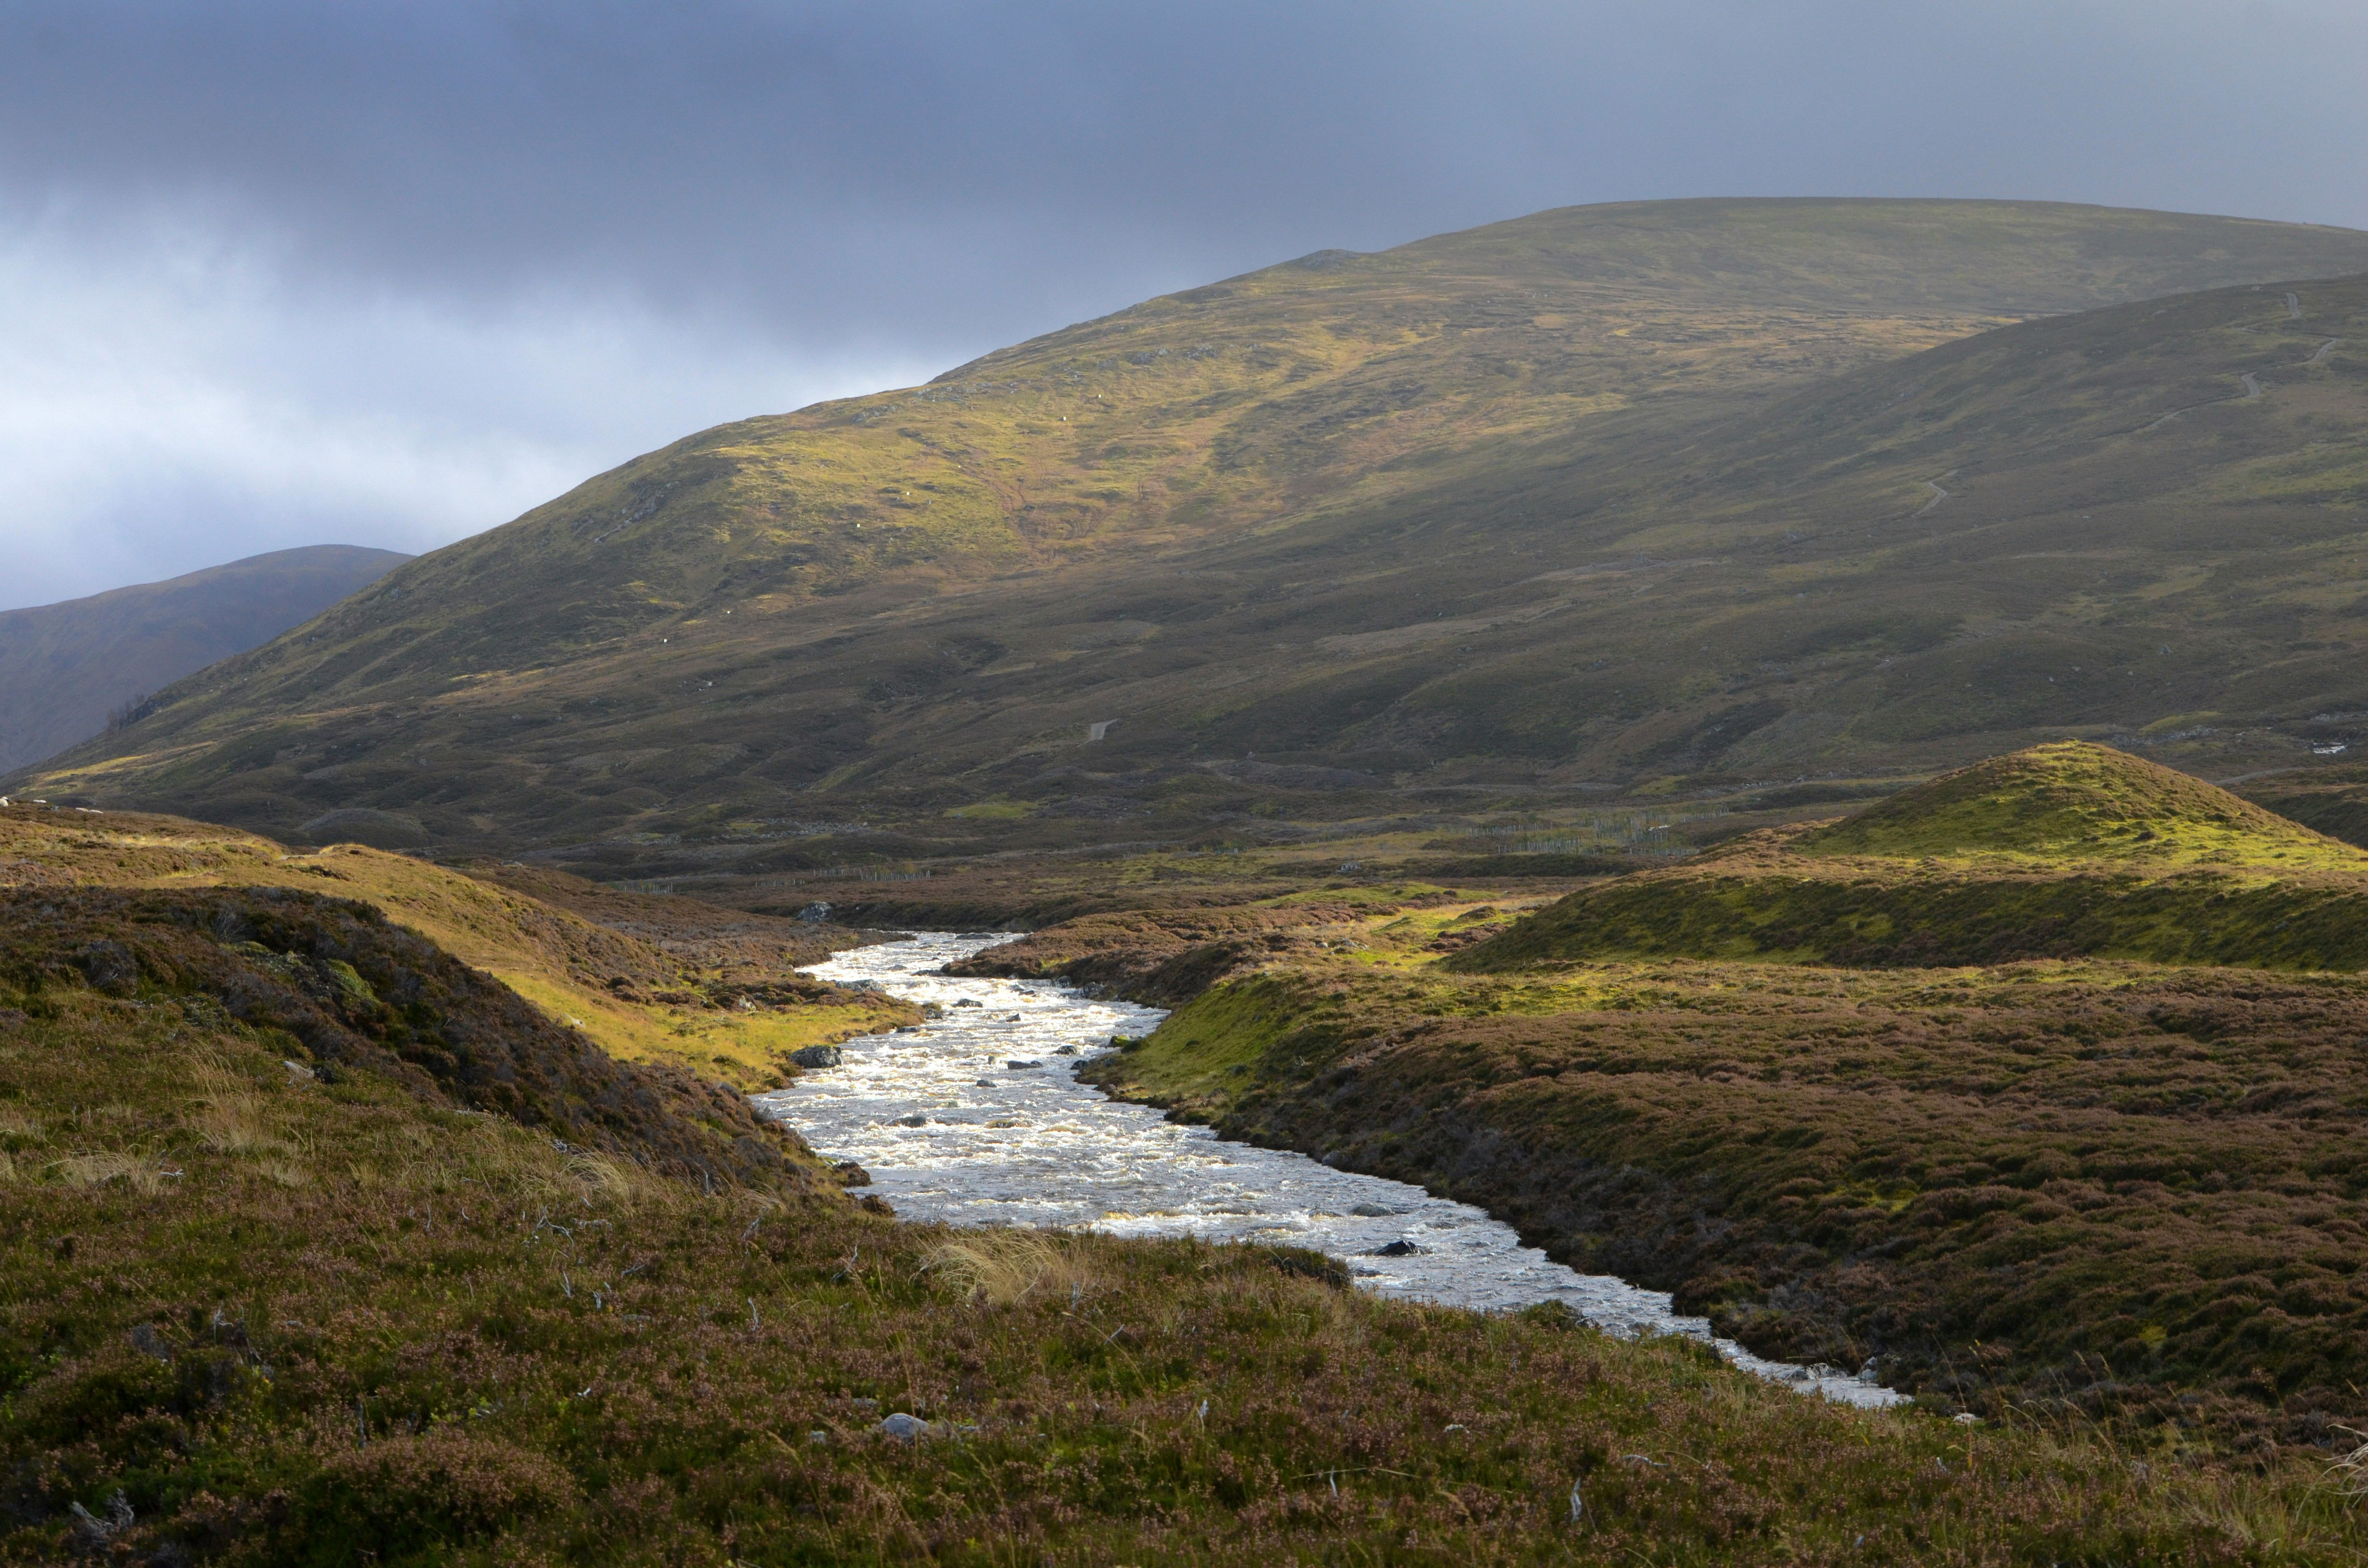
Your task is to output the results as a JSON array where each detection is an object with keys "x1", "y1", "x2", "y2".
[
  {"x1": 1087, "y1": 947, "x2": 2368, "y2": 1441},
  {"x1": 1051, "y1": 745, "x2": 2368, "y2": 1426},
  {"x1": 0, "y1": 545, "x2": 407, "y2": 774},
  {"x1": 26, "y1": 201, "x2": 2368, "y2": 878},
  {"x1": 0, "y1": 800, "x2": 912, "y2": 1085}
]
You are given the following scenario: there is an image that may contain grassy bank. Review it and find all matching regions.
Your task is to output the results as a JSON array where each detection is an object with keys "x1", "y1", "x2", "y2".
[
  {"x1": 0, "y1": 802, "x2": 916, "y2": 1086},
  {"x1": 6, "y1": 925, "x2": 2367, "y2": 1563}
]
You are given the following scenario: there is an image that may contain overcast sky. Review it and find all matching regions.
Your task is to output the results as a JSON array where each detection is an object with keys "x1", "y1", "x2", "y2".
[{"x1": 5, "y1": 0, "x2": 2368, "y2": 609}]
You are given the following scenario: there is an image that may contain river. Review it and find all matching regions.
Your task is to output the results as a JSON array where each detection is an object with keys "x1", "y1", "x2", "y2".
[{"x1": 754, "y1": 931, "x2": 1900, "y2": 1409}]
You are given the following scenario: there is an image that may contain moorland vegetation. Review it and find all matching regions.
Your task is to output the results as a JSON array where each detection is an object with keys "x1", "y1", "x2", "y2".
[
  {"x1": 21, "y1": 201, "x2": 2368, "y2": 892},
  {"x1": 1024, "y1": 747, "x2": 2368, "y2": 1446},
  {"x1": 14, "y1": 196, "x2": 2368, "y2": 1560},
  {"x1": 0, "y1": 803, "x2": 911, "y2": 1087},
  {"x1": 5, "y1": 857, "x2": 2368, "y2": 1562}
]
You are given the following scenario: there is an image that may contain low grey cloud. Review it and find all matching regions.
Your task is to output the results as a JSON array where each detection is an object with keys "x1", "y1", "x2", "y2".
[{"x1": 5, "y1": 0, "x2": 2367, "y2": 607}]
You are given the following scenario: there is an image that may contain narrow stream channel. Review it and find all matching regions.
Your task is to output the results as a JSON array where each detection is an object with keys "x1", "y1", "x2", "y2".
[{"x1": 756, "y1": 932, "x2": 1900, "y2": 1409}]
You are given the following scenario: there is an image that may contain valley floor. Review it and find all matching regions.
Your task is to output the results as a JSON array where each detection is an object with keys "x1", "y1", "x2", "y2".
[{"x1": 5, "y1": 804, "x2": 2368, "y2": 1560}]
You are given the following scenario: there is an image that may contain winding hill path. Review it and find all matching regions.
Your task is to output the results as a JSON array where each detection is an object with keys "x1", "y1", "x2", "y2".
[{"x1": 1913, "y1": 479, "x2": 1950, "y2": 517}]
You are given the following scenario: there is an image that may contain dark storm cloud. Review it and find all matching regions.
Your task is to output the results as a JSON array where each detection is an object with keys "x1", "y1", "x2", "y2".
[
  {"x1": 4, "y1": 1, "x2": 2367, "y2": 606},
  {"x1": 14, "y1": 1, "x2": 2363, "y2": 341}
]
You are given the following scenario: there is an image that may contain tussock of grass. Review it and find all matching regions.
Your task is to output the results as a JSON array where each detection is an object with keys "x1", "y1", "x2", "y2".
[
  {"x1": 186, "y1": 1056, "x2": 288, "y2": 1155},
  {"x1": 924, "y1": 1229, "x2": 1101, "y2": 1307},
  {"x1": 46, "y1": 1151, "x2": 164, "y2": 1193}
]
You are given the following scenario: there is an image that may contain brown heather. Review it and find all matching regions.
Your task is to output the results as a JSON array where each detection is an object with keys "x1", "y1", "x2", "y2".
[{"x1": 6, "y1": 977, "x2": 2368, "y2": 1563}]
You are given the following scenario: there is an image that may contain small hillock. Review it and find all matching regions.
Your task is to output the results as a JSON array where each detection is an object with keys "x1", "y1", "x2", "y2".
[
  {"x1": 0, "y1": 884, "x2": 821, "y2": 1192},
  {"x1": 0, "y1": 800, "x2": 913, "y2": 1082},
  {"x1": 1457, "y1": 742, "x2": 2368, "y2": 970},
  {"x1": 1795, "y1": 741, "x2": 2358, "y2": 867}
]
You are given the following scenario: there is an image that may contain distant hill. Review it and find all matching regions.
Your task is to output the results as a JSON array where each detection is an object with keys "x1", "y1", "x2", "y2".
[
  {"x1": 1456, "y1": 742, "x2": 2368, "y2": 971},
  {"x1": 22, "y1": 199, "x2": 2368, "y2": 881},
  {"x1": 0, "y1": 545, "x2": 409, "y2": 773}
]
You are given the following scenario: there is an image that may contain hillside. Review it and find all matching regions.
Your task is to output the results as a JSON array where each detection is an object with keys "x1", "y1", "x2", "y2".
[
  {"x1": 22, "y1": 200, "x2": 2368, "y2": 884},
  {"x1": 1456, "y1": 742, "x2": 2368, "y2": 970},
  {"x1": 0, "y1": 799, "x2": 912, "y2": 1084},
  {"x1": 0, "y1": 545, "x2": 408, "y2": 774}
]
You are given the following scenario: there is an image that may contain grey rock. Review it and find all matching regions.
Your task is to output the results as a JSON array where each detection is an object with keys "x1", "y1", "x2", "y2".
[
  {"x1": 1350, "y1": 1203, "x2": 1400, "y2": 1218},
  {"x1": 893, "y1": 1114, "x2": 928, "y2": 1127},
  {"x1": 791, "y1": 1045, "x2": 843, "y2": 1069},
  {"x1": 1007, "y1": 1059, "x2": 1040, "y2": 1070},
  {"x1": 878, "y1": 1411, "x2": 931, "y2": 1441},
  {"x1": 1371, "y1": 1239, "x2": 1423, "y2": 1257},
  {"x1": 68, "y1": 1492, "x2": 134, "y2": 1552}
]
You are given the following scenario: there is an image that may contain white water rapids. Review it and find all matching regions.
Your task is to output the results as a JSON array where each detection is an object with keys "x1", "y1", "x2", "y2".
[{"x1": 756, "y1": 931, "x2": 1901, "y2": 1408}]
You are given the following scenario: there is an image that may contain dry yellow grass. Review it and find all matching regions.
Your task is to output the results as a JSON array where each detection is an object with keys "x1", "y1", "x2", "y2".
[
  {"x1": 187, "y1": 1056, "x2": 289, "y2": 1154},
  {"x1": 925, "y1": 1229, "x2": 1103, "y2": 1307},
  {"x1": 48, "y1": 1151, "x2": 165, "y2": 1194}
]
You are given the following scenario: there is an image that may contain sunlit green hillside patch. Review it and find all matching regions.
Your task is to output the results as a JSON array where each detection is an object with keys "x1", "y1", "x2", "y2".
[
  {"x1": 1796, "y1": 742, "x2": 2368, "y2": 870},
  {"x1": 0, "y1": 803, "x2": 914, "y2": 1088},
  {"x1": 1460, "y1": 745, "x2": 2368, "y2": 971}
]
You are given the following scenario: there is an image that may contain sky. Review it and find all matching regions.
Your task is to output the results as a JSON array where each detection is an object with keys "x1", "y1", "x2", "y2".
[{"x1": 5, "y1": 0, "x2": 2368, "y2": 609}]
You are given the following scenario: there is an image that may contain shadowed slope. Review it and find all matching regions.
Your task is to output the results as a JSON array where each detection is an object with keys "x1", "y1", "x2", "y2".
[{"x1": 0, "y1": 545, "x2": 408, "y2": 773}]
